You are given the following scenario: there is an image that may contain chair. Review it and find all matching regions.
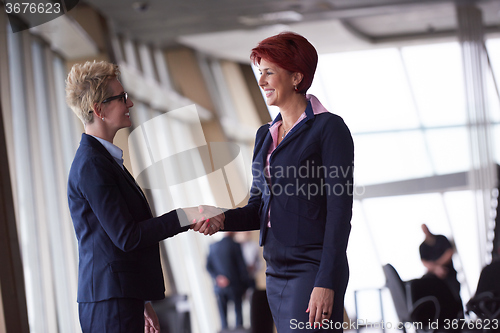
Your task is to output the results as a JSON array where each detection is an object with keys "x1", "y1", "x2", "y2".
[
  {"x1": 383, "y1": 264, "x2": 440, "y2": 333},
  {"x1": 467, "y1": 261, "x2": 500, "y2": 327}
]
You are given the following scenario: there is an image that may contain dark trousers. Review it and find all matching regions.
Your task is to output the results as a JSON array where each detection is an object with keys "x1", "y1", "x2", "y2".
[
  {"x1": 79, "y1": 298, "x2": 145, "y2": 333},
  {"x1": 216, "y1": 292, "x2": 244, "y2": 329}
]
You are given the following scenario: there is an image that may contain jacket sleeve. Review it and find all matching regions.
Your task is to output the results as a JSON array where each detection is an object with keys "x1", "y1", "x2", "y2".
[
  {"x1": 223, "y1": 176, "x2": 262, "y2": 231},
  {"x1": 223, "y1": 126, "x2": 268, "y2": 231},
  {"x1": 314, "y1": 115, "x2": 354, "y2": 291},
  {"x1": 77, "y1": 155, "x2": 190, "y2": 252}
]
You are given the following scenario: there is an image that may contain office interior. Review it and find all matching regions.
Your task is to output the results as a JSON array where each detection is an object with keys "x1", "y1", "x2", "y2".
[{"x1": 1, "y1": 0, "x2": 500, "y2": 332}]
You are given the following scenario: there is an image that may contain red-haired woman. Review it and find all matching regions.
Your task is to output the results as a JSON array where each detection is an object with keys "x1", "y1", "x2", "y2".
[{"x1": 208, "y1": 32, "x2": 354, "y2": 332}]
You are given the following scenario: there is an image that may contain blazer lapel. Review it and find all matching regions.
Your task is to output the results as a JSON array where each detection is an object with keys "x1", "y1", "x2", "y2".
[
  {"x1": 271, "y1": 106, "x2": 315, "y2": 157},
  {"x1": 259, "y1": 131, "x2": 273, "y2": 167},
  {"x1": 82, "y1": 134, "x2": 152, "y2": 214},
  {"x1": 123, "y1": 166, "x2": 148, "y2": 201}
]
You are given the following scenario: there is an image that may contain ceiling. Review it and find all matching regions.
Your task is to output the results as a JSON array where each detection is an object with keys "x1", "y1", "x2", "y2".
[{"x1": 81, "y1": 0, "x2": 500, "y2": 61}]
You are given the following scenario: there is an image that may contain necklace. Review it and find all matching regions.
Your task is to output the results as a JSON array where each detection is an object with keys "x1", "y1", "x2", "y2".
[{"x1": 281, "y1": 126, "x2": 289, "y2": 139}]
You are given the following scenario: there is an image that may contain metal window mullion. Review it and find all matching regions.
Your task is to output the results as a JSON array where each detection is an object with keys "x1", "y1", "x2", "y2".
[{"x1": 456, "y1": 1, "x2": 496, "y2": 269}]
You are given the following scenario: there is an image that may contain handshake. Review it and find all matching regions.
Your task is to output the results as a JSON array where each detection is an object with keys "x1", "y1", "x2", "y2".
[{"x1": 183, "y1": 205, "x2": 226, "y2": 236}]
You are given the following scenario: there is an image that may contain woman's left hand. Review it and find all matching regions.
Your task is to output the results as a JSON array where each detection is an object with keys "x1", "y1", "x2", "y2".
[
  {"x1": 144, "y1": 302, "x2": 160, "y2": 333},
  {"x1": 306, "y1": 287, "x2": 334, "y2": 328}
]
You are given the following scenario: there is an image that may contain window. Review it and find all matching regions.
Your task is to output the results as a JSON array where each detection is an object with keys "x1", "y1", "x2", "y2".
[{"x1": 304, "y1": 39, "x2": 499, "y2": 320}]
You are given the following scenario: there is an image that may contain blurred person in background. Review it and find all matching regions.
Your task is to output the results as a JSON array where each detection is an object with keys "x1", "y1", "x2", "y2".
[
  {"x1": 206, "y1": 232, "x2": 252, "y2": 330},
  {"x1": 234, "y1": 231, "x2": 262, "y2": 291},
  {"x1": 420, "y1": 224, "x2": 461, "y2": 301}
]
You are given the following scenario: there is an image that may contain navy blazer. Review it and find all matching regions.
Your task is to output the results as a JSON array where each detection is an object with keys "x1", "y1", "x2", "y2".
[
  {"x1": 224, "y1": 101, "x2": 353, "y2": 291},
  {"x1": 206, "y1": 237, "x2": 251, "y2": 295},
  {"x1": 68, "y1": 133, "x2": 190, "y2": 302}
]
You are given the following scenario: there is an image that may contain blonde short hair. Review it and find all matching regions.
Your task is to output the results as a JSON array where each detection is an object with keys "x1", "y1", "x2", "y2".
[{"x1": 65, "y1": 61, "x2": 120, "y2": 125}]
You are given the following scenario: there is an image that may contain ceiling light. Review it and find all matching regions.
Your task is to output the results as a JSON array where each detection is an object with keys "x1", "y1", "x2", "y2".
[{"x1": 239, "y1": 11, "x2": 303, "y2": 26}]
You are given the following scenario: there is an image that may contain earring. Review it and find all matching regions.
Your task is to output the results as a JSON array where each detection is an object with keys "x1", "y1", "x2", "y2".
[
  {"x1": 102, "y1": 117, "x2": 105, "y2": 121},
  {"x1": 294, "y1": 85, "x2": 298, "y2": 92}
]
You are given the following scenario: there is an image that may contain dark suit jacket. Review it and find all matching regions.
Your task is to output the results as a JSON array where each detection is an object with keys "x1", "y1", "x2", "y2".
[
  {"x1": 224, "y1": 99, "x2": 353, "y2": 292},
  {"x1": 68, "y1": 133, "x2": 190, "y2": 303},
  {"x1": 206, "y1": 237, "x2": 251, "y2": 296}
]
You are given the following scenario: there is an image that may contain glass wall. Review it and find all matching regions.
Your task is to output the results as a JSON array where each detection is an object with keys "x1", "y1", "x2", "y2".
[
  {"x1": 300, "y1": 39, "x2": 500, "y2": 323},
  {"x1": 5, "y1": 27, "x2": 81, "y2": 333},
  {"x1": 4, "y1": 7, "x2": 500, "y2": 331}
]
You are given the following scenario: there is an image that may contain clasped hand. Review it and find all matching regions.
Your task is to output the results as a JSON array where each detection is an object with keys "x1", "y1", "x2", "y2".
[{"x1": 184, "y1": 205, "x2": 225, "y2": 235}]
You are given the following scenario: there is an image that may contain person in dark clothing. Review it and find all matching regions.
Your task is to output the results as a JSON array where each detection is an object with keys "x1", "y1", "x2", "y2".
[
  {"x1": 475, "y1": 260, "x2": 500, "y2": 295},
  {"x1": 65, "y1": 61, "x2": 223, "y2": 333},
  {"x1": 207, "y1": 232, "x2": 251, "y2": 330},
  {"x1": 200, "y1": 32, "x2": 353, "y2": 332},
  {"x1": 419, "y1": 224, "x2": 461, "y2": 300}
]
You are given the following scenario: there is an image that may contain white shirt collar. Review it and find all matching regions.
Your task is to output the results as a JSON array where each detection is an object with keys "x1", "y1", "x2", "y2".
[{"x1": 90, "y1": 135, "x2": 124, "y2": 169}]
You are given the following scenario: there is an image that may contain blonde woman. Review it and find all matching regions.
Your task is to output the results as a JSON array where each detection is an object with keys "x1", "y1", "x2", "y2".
[{"x1": 66, "y1": 61, "x2": 221, "y2": 333}]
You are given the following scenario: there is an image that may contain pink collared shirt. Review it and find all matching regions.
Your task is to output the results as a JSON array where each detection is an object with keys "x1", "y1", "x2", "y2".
[{"x1": 265, "y1": 95, "x2": 329, "y2": 227}]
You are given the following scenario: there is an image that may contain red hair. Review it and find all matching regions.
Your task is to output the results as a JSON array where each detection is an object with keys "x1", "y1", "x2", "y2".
[{"x1": 250, "y1": 32, "x2": 318, "y2": 94}]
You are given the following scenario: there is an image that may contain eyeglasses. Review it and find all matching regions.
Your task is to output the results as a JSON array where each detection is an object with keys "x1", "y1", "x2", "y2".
[
  {"x1": 102, "y1": 92, "x2": 128, "y2": 104},
  {"x1": 88, "y1": 92, "x2": 128, "y2": 113}
]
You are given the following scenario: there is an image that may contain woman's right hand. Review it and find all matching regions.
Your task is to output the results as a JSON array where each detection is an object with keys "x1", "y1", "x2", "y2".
[{"x1": 184, "y1": 206, "x2": 225, "y2": 235}]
